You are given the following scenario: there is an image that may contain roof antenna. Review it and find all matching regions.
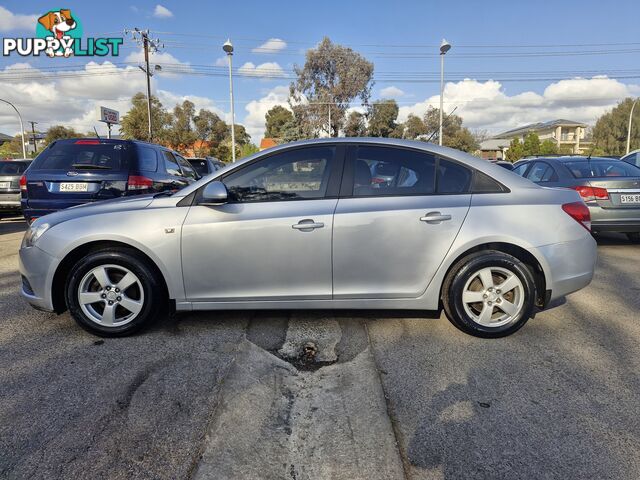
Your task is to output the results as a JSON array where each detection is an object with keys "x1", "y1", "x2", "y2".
[
  {"x1": 93, "y1": 127, "x2": 101, "y2": 140},
  {"x1": 426, "y1": 106, "x2": 458, "y2": 143}
]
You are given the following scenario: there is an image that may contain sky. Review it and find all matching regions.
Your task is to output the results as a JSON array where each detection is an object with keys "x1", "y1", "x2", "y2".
[{"x1": 0, "y1": 0, "x2": 639, "y2": 143}]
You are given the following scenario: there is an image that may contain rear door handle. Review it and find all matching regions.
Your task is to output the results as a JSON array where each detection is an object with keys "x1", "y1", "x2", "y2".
[
  {"x1": 292, "y1": 219, "x2": 324, "y2": 231},
  {"x1": 420, "y1": 212, "x2": 452, "y2": 224}
]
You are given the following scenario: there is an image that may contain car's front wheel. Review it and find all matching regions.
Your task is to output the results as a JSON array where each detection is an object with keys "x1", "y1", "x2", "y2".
[
  {"x1": 442, "y1": 251, "x2": 537, "y2": 338},
  {"x1": 65, "y1": 249, "x2": 164, "y2": 336}
]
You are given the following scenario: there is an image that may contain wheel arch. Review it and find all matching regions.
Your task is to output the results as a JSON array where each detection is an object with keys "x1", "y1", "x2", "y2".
[
  {"x1": 51, "y1": 240, "x2": 171, "y2": 314},
  {"x1": 439, "y1": 242, "x2": 549, "y2": 307}
]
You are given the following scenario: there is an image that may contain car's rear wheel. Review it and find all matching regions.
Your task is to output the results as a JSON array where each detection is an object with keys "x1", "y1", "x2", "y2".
[
  {"x1": 626, "y1": 232, "x2": 640, "y2": 244},
  {"x1": 65, "y1": 249, "x2": 164, "y2": 336},
  {"x1": 442, "y1": 251, "x2": 537, "y2": 338}
]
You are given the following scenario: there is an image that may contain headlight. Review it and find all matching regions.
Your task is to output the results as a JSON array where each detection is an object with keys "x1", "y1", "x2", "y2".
[{"x1": 21, "y1": 223, "x2": 50, "y2": 248}]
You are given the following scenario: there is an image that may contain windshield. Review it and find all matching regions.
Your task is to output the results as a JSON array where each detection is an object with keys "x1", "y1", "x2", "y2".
[
  {"x1": 565, "y1": 160, "x2": 640, "y2": 178},
  {"x1": 0, "y1": 161, "x2": 29, "y2": 175},
  {"x1": 31, "y1": 142, "x2": 127, "y2": 171}
]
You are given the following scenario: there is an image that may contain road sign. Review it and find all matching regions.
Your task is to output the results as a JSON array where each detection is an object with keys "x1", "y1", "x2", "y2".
[{"x1": 98, "y1": 106, "x2": 119, "y2": 124}]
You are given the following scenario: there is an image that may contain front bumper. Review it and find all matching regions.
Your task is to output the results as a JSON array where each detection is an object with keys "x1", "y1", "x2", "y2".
[
  {"x1": 534, "y1": 233, "x2": 597, "y2": 302},
  {"x1": 19, "y1": 245, "x2": 59, "y2": 312}
]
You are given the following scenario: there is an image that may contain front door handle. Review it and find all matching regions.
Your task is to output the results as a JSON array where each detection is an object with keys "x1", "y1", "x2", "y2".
[
  {"x1": 420, "y1": 212, "x2": 452, "y2": 224},
  {"x1": 292, "y1": 219, "x2": 324, "y2": 231}
]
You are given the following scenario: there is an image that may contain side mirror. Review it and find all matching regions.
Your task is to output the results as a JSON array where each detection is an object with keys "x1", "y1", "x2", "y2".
[{"x1": 200, "y1": 181, "x2": 228, "y2": 206}]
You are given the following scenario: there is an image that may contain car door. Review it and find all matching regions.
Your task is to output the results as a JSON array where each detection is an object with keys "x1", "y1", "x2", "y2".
[
  {"x1": 181, "y1": 144, "x2": 343, "y2": 302},
  {"x1": 332, "y1": 144, "x2": 472, "y2": 299}
]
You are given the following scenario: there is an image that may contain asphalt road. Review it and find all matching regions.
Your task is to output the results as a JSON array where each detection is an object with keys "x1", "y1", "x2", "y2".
[{"x1": 1, "y1": 215, "x2": 639, "y2": 479}]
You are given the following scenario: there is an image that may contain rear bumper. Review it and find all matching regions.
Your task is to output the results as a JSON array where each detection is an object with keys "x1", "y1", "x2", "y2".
[
  {"x1": 534, "y1": 233, "x2": 597, "y2": 302},
  {"x1": 0, "y1": 192, "x2": 21, "y2": 210},
  {"x1": 589, "y1": 205, "x2": 640, "y2": 233},
  {"x1": 19, "y1": 245, "x2": 58, "y2": 312}
]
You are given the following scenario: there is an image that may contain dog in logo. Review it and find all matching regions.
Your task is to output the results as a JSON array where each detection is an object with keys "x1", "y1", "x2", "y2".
[{"x1": 38, "y1": 9, "x2": 77, "y2": 57}]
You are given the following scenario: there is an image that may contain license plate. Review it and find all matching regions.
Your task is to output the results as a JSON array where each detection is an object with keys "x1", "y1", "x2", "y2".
[
  {"x1": 0, "y1": 182, "x2": 9, "y2": 189},
  {"x1": 620, "y1": 194, "x2": 640, "y2": 204},
  {"x1": 59, "y1": 182, "x2": 88, "y2": 192}
]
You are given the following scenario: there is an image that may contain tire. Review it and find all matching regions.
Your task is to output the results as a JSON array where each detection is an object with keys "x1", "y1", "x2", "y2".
[
  {"x1": 442, "y1": 250, "x2": 537, "y2": 338},
  {"x1": 626, "y1": 232, "x2": 640, "y2": 244},
  {"x1": 65, "y1": 248, "x2": 165, "y2": 337}
]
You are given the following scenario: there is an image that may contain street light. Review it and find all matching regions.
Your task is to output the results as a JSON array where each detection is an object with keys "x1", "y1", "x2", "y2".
[
  {"x1": 0, "y1": 98, "x2": 27, "y2": 158},
  {"x1": 626, "y1": 98, "x2": 638, "y2": 154},
  {"x1": 439, "y1": 39, "x2": 451, "y2": 147},
  {"x1": 223, "y1": 39, "x2": 236, "y2": 162}
]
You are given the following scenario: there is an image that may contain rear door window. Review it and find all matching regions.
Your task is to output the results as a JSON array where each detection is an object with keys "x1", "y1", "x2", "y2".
[
  {"x1": 175, "y1": 153, "x2": 199, "y2": 180},
  {"x1": 32, "y1": 142, "x2": 125, "y2": 171},
  {"x1": 163, "y1": 151, "x2": 182, "y2": 177},
  {"x1": 351, "y1": 146, "x2": 436, "y2": 196},
  {"x1": 526, "y1": 162, "x2": 556, "y2": 182},
  {"x1": 512, "y1": 163, "x2": 529, "y2": 176},
  {"x1": 436, "y1": 158, "x2": 472, "y2": 194},
  {"x1": 136, "y1": 146, "x2": 158, "y2": 172}
]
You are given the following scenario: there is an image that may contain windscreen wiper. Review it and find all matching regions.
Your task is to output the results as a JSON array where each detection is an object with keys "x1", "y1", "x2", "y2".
[{"x1": 70, "y1": 164, "x2": 111, "y2": 170}]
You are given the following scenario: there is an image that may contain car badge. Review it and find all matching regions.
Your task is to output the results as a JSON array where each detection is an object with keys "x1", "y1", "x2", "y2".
[{"x1": 66, "y1": 171, "x2": 79, "y2": 176}]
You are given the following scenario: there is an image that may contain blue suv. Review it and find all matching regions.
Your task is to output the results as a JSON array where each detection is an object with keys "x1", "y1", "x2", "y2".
[{"x1": 21, "y1": 138, "x2": 199, "y2": 222}]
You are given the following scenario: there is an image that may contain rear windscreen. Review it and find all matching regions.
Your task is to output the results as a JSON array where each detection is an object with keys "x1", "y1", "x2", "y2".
[
  {"x1": 31, "y1": 143, "x2": 126, "y2": 171},
  {"x1": 189, "y1": 159, "x2": 209, "y2": 176},
  {"x1": 0, "y1": 161, "x2": 29, "y2": 175},
  {"x1": 565, "y1": 160, "x2": 640, "y2": 178}
]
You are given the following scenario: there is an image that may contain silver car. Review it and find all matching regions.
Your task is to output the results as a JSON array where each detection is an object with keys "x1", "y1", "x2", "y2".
[{"x1": 19, "y1": 138, "x2": 597, "y2": 338}]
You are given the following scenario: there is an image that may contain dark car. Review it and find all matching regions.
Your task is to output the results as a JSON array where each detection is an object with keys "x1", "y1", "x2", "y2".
[
  {"x1": 513, "y1": 156, "x2": 640, "y2": 242},
  {"x1": 621, "y1": 149, "x2": 640, "y2": 168},
  {"x1": 493, "y1": 160, "x2": 514, "y2": 170},
  {"x1": 21, "y1": 139, "x2": 199, "y2": 222},
  {"x1": 186, "y1": 157, "x2": 226, "y2": 177},
  {"x1": 0, "y1": 159, "x2": 31, "y2": 219}
]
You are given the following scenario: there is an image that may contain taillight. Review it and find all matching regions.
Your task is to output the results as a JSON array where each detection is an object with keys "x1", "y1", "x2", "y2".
[
  {"x1": 562, "y1": 202, "x2": 591, "y2": 231},
  {"x1": 19, "y1": 174, "x2": 27, "y2": 192},
  {"x1": 127, "y1": 175, "x2": 153, "y2": 191},
  {"x1": 570, "y1": 185, "x2": 609, "y2": 202}
]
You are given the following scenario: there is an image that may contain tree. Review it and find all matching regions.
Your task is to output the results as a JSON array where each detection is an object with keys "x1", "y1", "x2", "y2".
[
  {"x1": 367, "y1": 100, "x2": 399, "y2": 137},
  {"x1": 290, "y1": 37, "x2": 374, "y2": 137},
  {"x1": 505, "y1": 138, "x2": 524, "y2": 162},
  {"x1": 539, "y1": 139, "x2": 559, "y2": 155},
  {"x1": 422, "y1": 107, "x2": 478, "y2": 152},
  {"x1": 166, "y1": 100, "x2": 197, "y2": 151},
  {"x1": 0, "y1": 134, "x2": 25, "y2": 159},
  {"x1": 44, "y1": 125, "x2": 80, "y2": 144},
  {"x1": 592, "y1": 98, "x2": 640, "y2": 155},
  {"x1": 265, "y1": 105, "x2": 294, "y2": 139},
  {"x1": 120, "y1": 92, "x2": 172, "y2": 143},
  {"x1": 239, "y1": 143, "x2": 259, "y2": 159},
  {"x1": 403, "y1": 114, "x2": 428, "y2": 140},
  {"x1": 344, "y1": 111, "x2": 367, "y2": 137},
  {"x1": 522, "y1": 132, "x2": 541, "y2": 156}
]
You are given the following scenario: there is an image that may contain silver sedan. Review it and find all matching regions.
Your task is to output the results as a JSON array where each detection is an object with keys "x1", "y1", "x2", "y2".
[{"x1": 19, "y1": 138, "x2": 597, "y2": 338}]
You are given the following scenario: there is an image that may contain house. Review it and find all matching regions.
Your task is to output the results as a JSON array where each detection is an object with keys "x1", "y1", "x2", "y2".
[
  {"x1": 481, "y1": 119, "x2": 591, "y2": 157},
  {"x1": 260, "y1": 138, "x2": 278, "y2": 150},
  {"x1": 478, "y1": 138, "x2": 510, "y2": 160},
  {"x1": 183, "y1": 140, "x2": 213, "y2": 157},
  {"x1": 0, "y1": 132, "x2": 13, "y2": 146}
]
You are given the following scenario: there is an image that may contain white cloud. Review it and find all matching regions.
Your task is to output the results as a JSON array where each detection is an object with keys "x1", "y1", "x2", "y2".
[
  {"x1": 397, "y1": 77, "x2": 639, "y2": 134},
  {"x1": 153, "y1": 5, "x2": 174, "y2": 18},
  {"x1": 238, "y1": 62, "x2": 285, "y2": 79},
  {"x1": 380, "y1": 86, "x2": 405, "y2": 98},
  {"x1": 243, "y1": 85, "x2": 290, "y2": 142},
  {"x1": 0, "y1": 6, "x2": 38, "y2": 32},
  {"x1": 214, "y1": 56, "x2": 228, "y2": 67},
  {"x1": 252, "y1": 38, "x2": 287, "y2": 53}
]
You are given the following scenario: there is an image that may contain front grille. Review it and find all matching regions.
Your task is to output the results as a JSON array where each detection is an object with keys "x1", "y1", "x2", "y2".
[{"x1": 21, "y1": 275, "x2": 34, "y2": 295}]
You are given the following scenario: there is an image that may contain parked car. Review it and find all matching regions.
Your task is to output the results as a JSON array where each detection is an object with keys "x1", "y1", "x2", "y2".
[
  {"x1": 186, "y1": 157, "x2": 226, "y2": 177},
  {"x1": 621, "y1": 149, "x2": 640, "y2": 168},
  {"x1": 493, "y1": 160, "x2": 514, "y2": 171},
  {"x1": 0, "y1": 159, "x2": 31, "y2": 219},
  {"x1": 19, "y1": 138, "x2": 596, "y2": 338},
  {"x1": 20, "y1": 139, "x2": 200, "y2": 222},
  {"x1": 512, "y1": 156, "x2": 640, "y2": 242}
]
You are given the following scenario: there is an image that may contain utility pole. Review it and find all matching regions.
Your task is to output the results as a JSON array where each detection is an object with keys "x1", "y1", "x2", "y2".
[
  {"x1": 439, "y1": 39, "x2": 451, "y2": 146},
  {"x1": 28, "y1": 121, "x2": 38, "y2": 155},
  {"x1": 223, "y1": 40, "x2": 236, "y2": 162},
  {"x1": 126, "y1": 28, "x2": 163, "y2": 142}
]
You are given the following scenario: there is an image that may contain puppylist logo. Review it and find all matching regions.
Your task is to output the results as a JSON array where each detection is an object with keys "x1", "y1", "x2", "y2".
[{"x1": 3, "y1": 8, "x2": 123, "y2": 58}]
